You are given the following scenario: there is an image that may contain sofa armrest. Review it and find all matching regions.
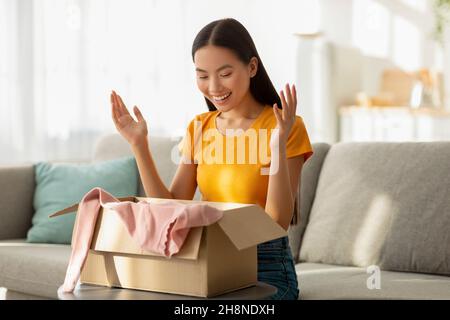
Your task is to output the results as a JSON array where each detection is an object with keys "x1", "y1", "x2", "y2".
[{"x1": 0, "y1": 165, "x2": 35, "y2": 240}]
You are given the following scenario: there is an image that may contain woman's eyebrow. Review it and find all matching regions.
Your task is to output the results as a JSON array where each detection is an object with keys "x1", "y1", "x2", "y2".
[{"x1": 195, "y1": 64, "x2": 233, "y2": 72}]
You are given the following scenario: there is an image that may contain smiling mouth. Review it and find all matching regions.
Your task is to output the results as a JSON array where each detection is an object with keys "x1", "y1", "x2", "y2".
[{"x1": 212, "y1": 92, "x2": 232, "y2": 101}]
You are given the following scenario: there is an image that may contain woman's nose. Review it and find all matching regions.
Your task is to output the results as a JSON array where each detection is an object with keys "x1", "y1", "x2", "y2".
[{"x1": 208, "y1": 76, "x2": 223, "y2": 93}]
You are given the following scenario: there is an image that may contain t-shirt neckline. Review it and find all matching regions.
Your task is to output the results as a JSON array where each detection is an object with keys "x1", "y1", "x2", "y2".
[{"x1": 213, "y1": 106, "x2": 269, "y2": 137}]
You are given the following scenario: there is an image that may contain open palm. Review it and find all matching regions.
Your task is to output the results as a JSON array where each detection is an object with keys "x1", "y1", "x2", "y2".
[
  {"x1": 271, "y1": 83, "x2": 297, "y2": 148},
  {"x1": 110, "y1": 90, "x2": 148, "y2": 146}
]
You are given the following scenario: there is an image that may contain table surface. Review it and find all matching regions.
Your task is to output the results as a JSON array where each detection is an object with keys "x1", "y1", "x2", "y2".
[{"x1": 58, "y1": 282, "x2": 277, "y2": 300}]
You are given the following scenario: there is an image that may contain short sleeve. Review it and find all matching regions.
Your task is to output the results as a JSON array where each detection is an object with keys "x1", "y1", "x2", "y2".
[
  {"x1": 286, "y1": 116, "x2": 313, "y2": 162},
  {"x1": 177, "y1": 119, "x2": 195, "y2": 163}
]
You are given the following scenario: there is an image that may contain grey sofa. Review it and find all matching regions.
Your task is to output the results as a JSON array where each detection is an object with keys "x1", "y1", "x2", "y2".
[{"x1": 1, "y1": 134, "x2": 450, "y2": 300}]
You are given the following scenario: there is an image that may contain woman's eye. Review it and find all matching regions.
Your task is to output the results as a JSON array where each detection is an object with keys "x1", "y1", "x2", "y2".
[{"x1": 198, "y1": 73, "x2": 230, "y2": 80}]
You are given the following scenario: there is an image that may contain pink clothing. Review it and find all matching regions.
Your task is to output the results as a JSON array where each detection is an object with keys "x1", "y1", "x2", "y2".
[{"x1": 62, "y1": 187, "x2": 223, "y2": 293}]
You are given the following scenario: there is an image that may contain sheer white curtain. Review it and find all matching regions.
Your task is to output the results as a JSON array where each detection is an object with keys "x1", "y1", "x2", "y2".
[
  {"x1": 2, "y1": 0, "x2": 198, "y2": 165},
  {"x1": 0, "y1": 0, "x2": 310, "y2": 165},
  {"x1": 0, "y1": 0, "x2": 30, "y2": 164}
]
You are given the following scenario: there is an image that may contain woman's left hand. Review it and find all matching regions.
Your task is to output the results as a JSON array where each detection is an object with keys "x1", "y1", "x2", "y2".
[{"x1": 272, "y1": 83, "x2": 297, "y2": 148}]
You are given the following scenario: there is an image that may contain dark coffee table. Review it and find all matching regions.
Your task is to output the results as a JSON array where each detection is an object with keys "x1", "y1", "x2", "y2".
[{"x1": 58, "y1": 282, "x2": 277, "y2": 300}]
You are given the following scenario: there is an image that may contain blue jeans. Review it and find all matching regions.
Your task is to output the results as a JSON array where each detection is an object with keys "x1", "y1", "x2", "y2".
[{"x1": 257, "y1": 236, "x2": 299, "y2": 300}]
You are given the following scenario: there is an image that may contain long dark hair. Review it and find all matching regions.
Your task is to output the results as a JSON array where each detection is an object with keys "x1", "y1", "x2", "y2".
[
  {"x1": 191, "y1": 19, "x2": 300, "y2": 226},
  {"x1": 191, "y1": 18, "x2": 281, "y2": 112}
]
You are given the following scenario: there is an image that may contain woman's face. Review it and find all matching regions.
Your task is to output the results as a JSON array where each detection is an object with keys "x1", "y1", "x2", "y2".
[{"x1": 194, "y1": 45, "x2": 257, "y2": 112}]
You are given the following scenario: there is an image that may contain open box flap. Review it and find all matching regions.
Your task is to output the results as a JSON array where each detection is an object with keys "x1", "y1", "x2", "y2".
[
  {"x1": 49, "y1": 196, "x2": 203, "y2": 260},
  {"x1": 216, "y1": 206, "x2": 287, "y2": 251},
  {"x1": 49, "y1": 196, "x2": 283, "y2": 256},
  {"x1": 91, "y1": 208, "x2": 203, "y2": 260},
  {"x1": 50, "y1": 196, "x2": 246, "y2": 218},
  {"x1": 137, "y1": 197, "x2": 287, "y2": 251}
]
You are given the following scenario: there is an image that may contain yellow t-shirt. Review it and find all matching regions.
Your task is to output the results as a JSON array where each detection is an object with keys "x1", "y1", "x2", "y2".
[{"x1": 178, "y1": 106, "x2": 313, "y2": 208}]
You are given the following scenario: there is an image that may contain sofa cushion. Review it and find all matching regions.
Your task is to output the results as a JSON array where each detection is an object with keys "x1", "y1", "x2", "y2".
[
  {"x1": 0, "y1": 239, "x2": 70, "y2": 299},
  {"x1": 27, "y1": 156, "x2": 139, "y2": 244},
  {"x1": 288, "y1": 143, "x2": 331, "y2": 262},
  {"x1": 0, "y1": 165, "x2": 35, "y2": 240},
  {"x1": 296, "y1": 262, "x2": 450, "y2": 300},
  {"x1": 299, "y1": 142, "x2": 450, "y2": 275}
]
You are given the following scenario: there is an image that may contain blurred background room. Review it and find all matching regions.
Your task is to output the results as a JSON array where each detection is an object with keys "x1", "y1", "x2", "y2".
[{"x1": 1, "y1": 0, "x2": 450, "y2": 165}]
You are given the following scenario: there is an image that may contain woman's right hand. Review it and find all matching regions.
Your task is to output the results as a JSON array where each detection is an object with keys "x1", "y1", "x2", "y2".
[{"x1": 110, "y1": 90, "x2": 148, "y2": 147}]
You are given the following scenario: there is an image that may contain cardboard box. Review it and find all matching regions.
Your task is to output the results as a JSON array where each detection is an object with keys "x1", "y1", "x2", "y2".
[{"x1": 50, "y1": 197, "x2": 287, "y2": 298}]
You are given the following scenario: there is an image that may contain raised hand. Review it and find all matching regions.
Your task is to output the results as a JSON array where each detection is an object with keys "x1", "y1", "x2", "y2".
[
  {"x1": 110, "y1": 90, "x2": 148, "y2": 147},
  {"x1": 272, "y1": 83, "x2": 297, "y2": 146}
]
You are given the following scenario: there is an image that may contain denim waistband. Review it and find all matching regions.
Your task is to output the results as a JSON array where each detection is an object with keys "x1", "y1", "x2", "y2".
[{"x1": 257, "y1": 236, "x2": 290, "y2": 250}]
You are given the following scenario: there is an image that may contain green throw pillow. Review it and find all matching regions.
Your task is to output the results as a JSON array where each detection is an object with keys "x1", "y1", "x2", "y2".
[{"x1": 27, "y1": 156, "x2": 139, "y2": 244}]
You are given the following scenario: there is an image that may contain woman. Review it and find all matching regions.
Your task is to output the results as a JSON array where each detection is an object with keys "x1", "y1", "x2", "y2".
[{"x1": 110, "y1": 18, "x2": 313, "y2": 300}]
